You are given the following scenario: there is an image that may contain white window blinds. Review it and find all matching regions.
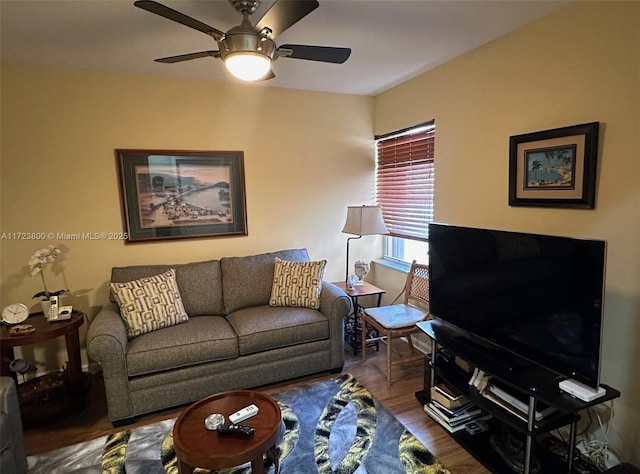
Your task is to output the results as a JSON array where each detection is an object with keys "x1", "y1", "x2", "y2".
[{"x1": 375, "y1": 122, "x2": 435, "y2": 241}]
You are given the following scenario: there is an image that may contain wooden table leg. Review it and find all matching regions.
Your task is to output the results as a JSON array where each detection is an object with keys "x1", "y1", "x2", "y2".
[
  {"x1": 176, "y1": 458, "x2": 193, "y2": 474},
  {"x1": 270, "y1": 445, "x2": 280, "y2": 474},
  {"x1": 64, "y1": 327, "x2": 82, "y2": 385},
  {"x1": 251, "y1": 456, "x2": 266, "y2": 474}
]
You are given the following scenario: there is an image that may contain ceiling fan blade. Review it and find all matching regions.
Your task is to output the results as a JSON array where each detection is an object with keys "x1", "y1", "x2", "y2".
[
  {"x1": 278, "y1": 44, "x2": 351, "y2": 64},
  {"x1": 134, "y1": 0, "x2": 225, "y2": 41},
  {"x1": 260, "y1": 70, "x2": 276, "y2": 81},
  {"x1": 255, "y1": 0, "x2": 319, "y2": 39},
  {"x1": 155, "y1": 51, "x2": 220, "y2": 63}
]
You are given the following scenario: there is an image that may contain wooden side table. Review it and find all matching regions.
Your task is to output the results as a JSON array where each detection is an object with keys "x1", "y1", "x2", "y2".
[
  {"x1": 173, "y1": 390, "x2": 282, "y2": 473},
  {"x1": 333, "y1": 281, "x2": 385, "y2": 354},
  {"x1": 0, "y1": 310, "x2": 90, "y2": 423}
]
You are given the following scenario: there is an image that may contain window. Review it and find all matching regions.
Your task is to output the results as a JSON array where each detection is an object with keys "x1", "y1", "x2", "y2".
[{"x1": 375, "y1": 121, "x2": 435, "y2": 265}]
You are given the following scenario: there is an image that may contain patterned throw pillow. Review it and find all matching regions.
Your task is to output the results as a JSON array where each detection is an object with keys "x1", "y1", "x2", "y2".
[
  {"x1": 269, "y1": 258, "x2": 327, "y2": 309},
  {"x1": 110, "y1": 269, "x2": 188, "y2": 339}
]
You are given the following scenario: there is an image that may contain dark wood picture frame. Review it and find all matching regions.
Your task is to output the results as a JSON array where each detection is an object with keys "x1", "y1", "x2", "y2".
[
  {"x1": 509, "y1": 122, "x2": 599, "y2": 208},
  {"x1": 116, "y1": 149, "x2": 247, "y2": 242}
]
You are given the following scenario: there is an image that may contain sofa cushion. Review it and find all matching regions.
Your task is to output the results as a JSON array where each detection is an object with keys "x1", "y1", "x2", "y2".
[
  {"x1": 110, "y1": 259, "x2": 225, "y2": 316},
  {"x1": 126, "y1": 316, "x2": 239, "y2": 376},
  {"x1": 221, "y1": 249, "x2": 310, "y2": 314},
  {"x1": 269, "y1": 258, "x2": 326, "y2": 309},
  {"x1": 226, "y1": 305, "x2": 329, "y2": 355},
  {"x1": 110, "y1": 269, "x2": 189, "y2": 339}
]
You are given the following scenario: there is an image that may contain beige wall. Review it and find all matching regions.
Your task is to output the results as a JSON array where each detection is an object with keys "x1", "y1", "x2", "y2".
[
  {"x1": 0, "y1": 65, "x2": 375, "y2": 372},
  {"x1": 373, "y1": 1, "x2": 639, "y2": 463},
  {"x1": 2, "y1": 0, "x2": 638, "y2": 464}
]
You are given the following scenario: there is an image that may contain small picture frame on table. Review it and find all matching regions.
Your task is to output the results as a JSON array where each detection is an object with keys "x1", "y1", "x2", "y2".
[{"x1": 508, "y1": 122, "x2": 599, "y2": 209}]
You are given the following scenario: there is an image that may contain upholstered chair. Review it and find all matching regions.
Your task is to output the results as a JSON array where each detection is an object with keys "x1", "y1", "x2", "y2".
[{"x1": 0, "y1": 377, "x2": 28, "y2": 474}]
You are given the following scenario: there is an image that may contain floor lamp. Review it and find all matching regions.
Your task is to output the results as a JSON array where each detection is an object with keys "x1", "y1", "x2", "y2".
[{"x1": 341, "y1": 205, "x2": 390, "y2": 285}]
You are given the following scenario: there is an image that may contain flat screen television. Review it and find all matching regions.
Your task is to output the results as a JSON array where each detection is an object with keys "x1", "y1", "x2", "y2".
[{"x1": 428, "y1": 223, "x2": 606, "y2": 389}]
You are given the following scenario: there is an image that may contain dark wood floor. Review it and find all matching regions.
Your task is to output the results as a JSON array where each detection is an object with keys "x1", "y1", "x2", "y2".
[{"x1": 23, "y1": 347, "x2": 489, "y2": 474}]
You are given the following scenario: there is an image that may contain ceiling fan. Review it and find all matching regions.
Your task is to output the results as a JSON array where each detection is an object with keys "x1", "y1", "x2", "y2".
[{"x1": 134, "y1": 0, "x2": 351, "y2": 81}]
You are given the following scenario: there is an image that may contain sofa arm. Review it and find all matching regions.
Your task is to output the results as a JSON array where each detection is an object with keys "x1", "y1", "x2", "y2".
[
  {"x1": 319, "y1": 282, "x2": 352, "y2": 369},
  {"x1": 86, "y1": 302, "x2": 128, "y2": 361},
  {"x1": 320, "y1": 281, "x2": 352, "y2": 319},
  {"x1": 86, "y1": 303, "x2": 133, "y2": 423},
  {"x1": 0, "y1": 377, "x2": 27, "y2": 474}
]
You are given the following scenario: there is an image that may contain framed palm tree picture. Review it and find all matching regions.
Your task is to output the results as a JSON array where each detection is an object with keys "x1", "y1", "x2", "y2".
[{"x1": 508, "y1": 122, "x2": 599, "y2": 208}]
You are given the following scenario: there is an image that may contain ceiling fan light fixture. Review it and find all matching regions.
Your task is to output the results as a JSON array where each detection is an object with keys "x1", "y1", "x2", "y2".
[
  {"x1": 137, "y1": 0, "x2": 350, "y2": 82},
  {"x1": 225, "y1": 52, "x2": 271, "y2": 81}
]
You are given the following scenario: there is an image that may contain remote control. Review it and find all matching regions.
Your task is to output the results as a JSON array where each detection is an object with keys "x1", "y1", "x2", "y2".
[
  {"x1": 217, "y1": 424, "x2": 255, "y2": 438},
  {"x1": 229, "y1": 404, "x2": 259, "y2": 424}
]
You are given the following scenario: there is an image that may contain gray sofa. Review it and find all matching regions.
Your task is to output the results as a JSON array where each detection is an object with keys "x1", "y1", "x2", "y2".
[{"x1": 86, "y1": 249, "x2": 351, "y2": 425}]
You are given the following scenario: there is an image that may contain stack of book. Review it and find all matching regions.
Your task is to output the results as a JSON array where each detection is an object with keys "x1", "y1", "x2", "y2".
[
  {"x1": 481, "y1": 381, "x2": 556, "y2": 424},
  {"x1": 424, "y1": 383, "x2": 491, "y2": 433}
]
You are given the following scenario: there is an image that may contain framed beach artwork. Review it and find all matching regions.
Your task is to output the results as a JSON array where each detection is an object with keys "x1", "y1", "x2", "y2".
[
  {"x1": 116, "y1": 150, "x2": 247, "y2": 242},
  {"x1": 508, "y1": 122, "x2": 599, "y2": 208}
]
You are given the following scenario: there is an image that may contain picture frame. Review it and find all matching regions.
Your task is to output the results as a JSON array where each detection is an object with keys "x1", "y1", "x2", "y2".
[
  {"x1": 508, "y1": 122, "x2": 599, "y2": 208},
  {"x1": 116, "y1": 149, "x2": 247, "y2": 242}
]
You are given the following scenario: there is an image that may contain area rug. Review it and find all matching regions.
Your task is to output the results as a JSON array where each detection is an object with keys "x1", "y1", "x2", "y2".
[{"x1": 27, "y1": 374, "x2": 450, "y2": 473}]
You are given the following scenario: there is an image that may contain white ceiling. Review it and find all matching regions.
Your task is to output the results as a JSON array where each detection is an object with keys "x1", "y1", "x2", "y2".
[{"x1": 0, "y1": 0, "x2": 569, "y2": 96}]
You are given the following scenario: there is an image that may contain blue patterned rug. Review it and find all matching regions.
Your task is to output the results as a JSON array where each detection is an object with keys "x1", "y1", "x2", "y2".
[{"x1": 27, "y1": 374, "x2": 450, "y2": 473}]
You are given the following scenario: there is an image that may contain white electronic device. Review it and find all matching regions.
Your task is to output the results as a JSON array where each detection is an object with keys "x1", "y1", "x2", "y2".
[
  {"x1": 229, "y1": 404, "x2": 259, "y2": 424},
  {"x1": 47, "y1": 298, "x2": 73, "y2": 322},
  {"x1": 57, "y1": 306, "x2": 73, "y2": 321},
  {"x1": 47, "y1": 296, "x2": 59, "y2": 321},
  {"x1": 559, "y1": 379, "x2": 606, "y2": 402}
]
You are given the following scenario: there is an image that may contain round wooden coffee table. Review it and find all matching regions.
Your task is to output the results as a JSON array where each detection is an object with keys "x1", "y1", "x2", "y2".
[{"x1": 173, "y1": 390, "x2": 282, "y2": 474}]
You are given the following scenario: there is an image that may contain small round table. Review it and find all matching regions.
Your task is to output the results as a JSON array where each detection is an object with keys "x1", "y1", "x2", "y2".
[
  {"x1": 0, "y1": 310, "x2": 89, "y2": 422},
  {"x1": 173, "y1": 390, "x2": 282, "y2": 474}
]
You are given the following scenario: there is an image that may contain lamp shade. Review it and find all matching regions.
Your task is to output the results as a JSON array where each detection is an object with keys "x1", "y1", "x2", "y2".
[
  {"x1": 225, "y1": 52, "x2": 271, "y2": 81},
  {"x1": 342, "y1": 205, "x2": 390, "y2": 236}
]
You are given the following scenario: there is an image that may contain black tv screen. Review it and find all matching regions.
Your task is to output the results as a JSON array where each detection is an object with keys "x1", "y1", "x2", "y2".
[{"x1": 428, "y1": 223, "x2": 606, "y2": 388}]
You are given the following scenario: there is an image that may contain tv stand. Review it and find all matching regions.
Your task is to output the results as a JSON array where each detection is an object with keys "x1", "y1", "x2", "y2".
[
  {"x1": 417, "y1": 320, "x2": 620, "y2": 474},
  {"x1": 490, "y1": 425, "x2": 542, "y2": 474}
]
